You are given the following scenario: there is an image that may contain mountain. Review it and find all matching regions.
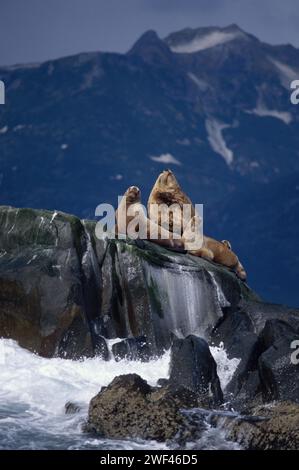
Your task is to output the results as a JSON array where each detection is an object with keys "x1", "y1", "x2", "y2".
[{"x1": 0, "y1": 24, "x2": 298, "y2": 305}]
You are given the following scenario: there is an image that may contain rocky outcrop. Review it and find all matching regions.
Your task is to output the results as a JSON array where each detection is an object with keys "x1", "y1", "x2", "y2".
[
  {"x1": 213, "y1": 402, "x2": 299, "y2": 450},
  {"x1": 212, "y1": 300, "x2": 299, "y2": 407},
  {"x1": 1, "y1": 205, "x2": 299, "y2": 448},
  {"x1": 85, "y1": 373, "x2": 204, "y2": 442},
  {"x1": 168, "y1": 335, "x2": 223, "y2": 407},
  {"x1": 1, "y1": 205, "x2": 298, "y2": 414},
  {"x1": 85, "y1": 336, "x2": 224, "y2": 442},
  {"x1": 0, "y1": 205, "x2": 258, "y2": 359},
  {"x1": 0, "y1": 206, "x2": 97, "y2": 358}
]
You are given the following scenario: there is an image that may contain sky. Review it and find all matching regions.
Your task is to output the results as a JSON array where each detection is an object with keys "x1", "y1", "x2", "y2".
[{"x1": 1, "y1": 0, "x2": 299, "y2": 65}]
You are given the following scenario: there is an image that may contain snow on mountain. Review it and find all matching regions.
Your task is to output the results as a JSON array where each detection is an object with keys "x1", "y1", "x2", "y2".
[
  {"x1": 188, "y1": 72, "x2": 209, "y2": 91},
  {"x1": 169, "y1": 30, "x2": 242, "y2": 54},
  {"x1": 246, "y1": 103, "x2": 292, "y2": 125},
  {"x1": 205, "y1": 119, "x2": 234, "y2": 165},
  {"x1": 150, "y1": 153, "x2": 181, "y2": 165},
  {"x1": 268, "y1": 57, "x2": 298, "y2": 89},
  {"x1": 0, "y1": 125, "x2": 8, "y2": 134}
]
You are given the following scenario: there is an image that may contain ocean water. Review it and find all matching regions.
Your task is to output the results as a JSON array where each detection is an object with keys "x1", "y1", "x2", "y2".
[{"x1": 0, "y1": 339, "x2": 240, "y2": 450}]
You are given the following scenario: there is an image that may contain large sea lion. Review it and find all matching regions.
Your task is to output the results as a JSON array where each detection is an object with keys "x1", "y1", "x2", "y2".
[
  {"x1": 148, "y1": 170, "x2": 247, "y2": 280},
  {"x1": 147, "y1": 169, "x2": 195, "y2": 235},
  {"x1": 115, "y1": 186, "x2": 185, "y2": 251}
]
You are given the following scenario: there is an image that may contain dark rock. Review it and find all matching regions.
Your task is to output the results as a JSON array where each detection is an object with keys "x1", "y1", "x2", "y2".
[
  {"x1": 233, "y1": 371, "x2": 263, "y2": 409},
  {"x1": 169, "y1": 335, "x2": 223, "y2": 407},
  {"x1": 238, "y1": 300, "x2": 299, "y2": 336},
  {"x1": 94, "y1": 335, "x2": 109, "y2": 360},
  {"x1": 99, "y1": 237, "x2": 257, "y2": 355},
  {"x1": 0, "y1": 206, "x2": 98, "y2": 358},
  {"x1": 157, "y1": 378, "x2": 169, "y2": 387},
  {"x1": 229, "y1": 317, "x2": 299, "y2": 405},
  {"x1": 85, "y1": 373, "x2": 194, "y2": 441},
  {"x1": 1, "y1": 205, "x2": 298, "y2": 375},
  {"x1": 0, "y1": 205, "x2": 259, "y2": 360},
  {"x1": 258, "y1": 334, "x2": 299, "y2": 403},
  {"x1": 212, "y1": 309, "x2": 261, "y2": 398},
  {"x1": 112, "y1": 336, "x2": 151, "y2": 362},
  {"x1": 259, "y1": 317, "x2": 299, "y2": 348},
  {"x1": 212, "y1": 303, "x2": 299, "y2": 406},
  {"x1": 219, "y1": 402, "x2": 299, "y2": 450},
  {"x1": 65, "y1": 401, "x2": 82, "y2": 414}
]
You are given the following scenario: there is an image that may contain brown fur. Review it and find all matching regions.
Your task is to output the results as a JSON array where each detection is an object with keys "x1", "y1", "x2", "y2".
[
  {"x1": 147, "y1": 170, "x2": 195, "y2": 235},
  {"x1": 183, "y1": 216, "x2": 247, "y2": 281},
  {"x1": 116, "y1": 186, "x2": 185, "y2": 250},
  {"x1": 148, "y1": 171, "x2": 247, "y2": 281}
]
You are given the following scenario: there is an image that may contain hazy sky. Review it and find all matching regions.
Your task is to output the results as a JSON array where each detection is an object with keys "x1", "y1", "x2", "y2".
[{"x1": 1, "y1": 0, "x2": 299, "y2": 65}]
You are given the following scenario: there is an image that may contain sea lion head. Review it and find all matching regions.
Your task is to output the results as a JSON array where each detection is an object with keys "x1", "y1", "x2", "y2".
[
  {"x1": 124, "y1": 186, "x2": 141, "y2": 203},
  {"x1": 156, "y1": 169, "x2": 180, "y2": 192},
  {"x1": 221, "y1": 240, "x2": 232, "y2": 250}
]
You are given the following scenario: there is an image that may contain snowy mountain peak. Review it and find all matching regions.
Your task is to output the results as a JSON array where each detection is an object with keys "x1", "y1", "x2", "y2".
[{"x1": 164, "y1": 25, "x2": 252, "y2": 54}]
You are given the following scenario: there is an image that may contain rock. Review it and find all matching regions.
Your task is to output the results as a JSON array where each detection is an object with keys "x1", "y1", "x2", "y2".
[
  {"x1": 212, "y1": 309, "x2": 262, "y2": 400},
  {"x1": 150, "y1": 384, "x2": 200, "y2": 409},
  {"x1": 1, "y1": 204, "x2": 298, "y2": 375},
  {"x1": 229, "y1": 316, "x2": 299, "y2": 406},
  {"x1": 0, "y1": 205, "x2": 259, "y2": 359},
  {"x1": 112, "y1": 336, "x2": 151, "y2": 362},
  {"x1": 233, "y1": 371, "x2": 262, "y2": 409},
  {"x1": 169, "y1": 335, "x2": 223, "y2": 407},
  {"x1": 157, "y1": 378, "x2": 169, "y2": 387},
  {"x1": 93, "y1": 335, "x2": 109, "y2": 360},
  {"x1": 212, "y1": 302, "x2": 299, "y2": 407},
  {"x1": 65, "y1": 401, "x2": 82, "y2": 414},
  {"x1": 99, "y1": 237, "x2": 257, "y2": 354},
  {"x1": 258, "y1": 320, "x2": 299, "y2": 403},
  {"x1": 258, "y1": 317, "x2": 299, "y2": 347},
  {"x1": 85, "y1": 373, "x2": 194, "y2": 441},
  {"x1": 218, "y1": 402, "x2": 299, "y2": 450},
  {"x1": 0, "y1": 206, "x2": 97, "y2": 358}
]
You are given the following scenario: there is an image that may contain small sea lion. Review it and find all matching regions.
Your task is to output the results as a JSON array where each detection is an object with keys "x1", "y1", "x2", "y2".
[{"x1": 183, "y1": 215, "x2": 247, "y2": 280}]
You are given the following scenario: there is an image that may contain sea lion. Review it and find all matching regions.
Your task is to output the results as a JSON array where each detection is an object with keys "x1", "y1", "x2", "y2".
[
  {"x1": 115, "y1": 186, "x2": 141, "y2": 235},
  {"x1": 183, "y1": 215, "x2": 247, "y2": 280},
  {"x1": 115, "y1": 186, "x2": 185, "y2": 251},
  {"x1": 147, "y1": 169, "x2": 195, "y2": 235},
  {"x1": 148, "y1": 170, "x2": 247, "y2": 280}
]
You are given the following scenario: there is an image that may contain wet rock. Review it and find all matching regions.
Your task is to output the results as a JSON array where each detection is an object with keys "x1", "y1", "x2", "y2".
[
  {"x1": 169, "y1": 335, "x2": 223, "y2": 407},
  {"x1": 218, "y1": 402, "x2": 299, "y2": 450},
  {"x1": 258, "y1": 324, "x2": 299, "y2": 403},
  {"x1": 1, "y1": 205, "x2": 298, "y2": 374},
  {"x1": 99, "y1": 238, "x2": 257, "y2": 354},
  {"x1": 65, "y1": 401, "x2": 82, "y2": 414},
  {"x1": 93, "y1": 335, "x2": 109, "y2": 360},
  {"x1": 212, "y1": 302, "x2": 299, "y2": 406},
  {"x1": 233, "y1": 371, "x2": 263, "y2": 409},
  {"x1": 112, "y1": 336, "x2": 151, "y2": 362},
  {"x1": 85, "y1": 373, "x2": 195, "y2": 441},
  {"x1": 212, "y1": 310, "x2": 261, "y2": 395},
  {"x1": 0, "y1": 206, "x2": 97, "y2": 358},
  {"x1": 157, "y1": 378, "x2": 169, "y2": 387},
  {"x1": 239, "y1": 300, "x2": 299, "y2": 335}
]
